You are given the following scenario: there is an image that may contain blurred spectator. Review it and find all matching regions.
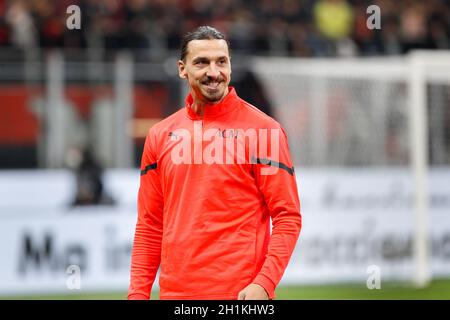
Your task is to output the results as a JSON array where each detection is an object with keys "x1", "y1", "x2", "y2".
[
  {"x1": 68, "y1": 147, "x2": 115, "y2": 206},
  {"x1": 399, "y1": 4, "x2": 429, "y2": 53},
  {"x1": 267, "y1": 17, "x2": 290, "y2": 56},
  {"x1": 5, "y1": 0, "x2": 37, "y2": 50},
  {"x1": 288, "y1": 22, "x2": 312, "y2": 57},
  {"x1": 33, "y1": 0, "x2": 66, "y2": 47},
  {"x1": 313, "y1": 0, "x2": 355, "y2": 56},
  {"x1": 352, "y1": 2, "x2": 382, "y2": 55},
  {"x1": 314, "y1": 0, "x2": 354, "y2": 41},
  {"x1": 228, "y1": 8, "x2": 254, "y2": 53},
  {"x1": 97, "y1": 0, "x2": 126, "y2": 49},
  {"x1": 426, "y1": 0, "x2": 450, "y2": 50},
  {"x1": 123, "y1": 0, "x2": 151, "y2": 49}
]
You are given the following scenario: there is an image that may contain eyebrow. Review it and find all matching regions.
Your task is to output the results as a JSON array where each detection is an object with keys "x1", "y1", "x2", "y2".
[{"x1": 192, "y1": 56, "x2": 229, "y2": 63}]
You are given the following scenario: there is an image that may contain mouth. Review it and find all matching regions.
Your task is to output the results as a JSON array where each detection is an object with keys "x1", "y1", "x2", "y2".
[{"x1": 202, "y1": 81, "x2": 222, "y2": 91}]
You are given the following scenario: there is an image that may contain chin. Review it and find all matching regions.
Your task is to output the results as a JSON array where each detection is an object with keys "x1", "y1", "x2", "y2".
[
  {"x1": 204, "y1": 90, "x2": 225, "y2": 102},
  {"x1": 208, "y1": 94, "x2": 225, "y2": 103}
]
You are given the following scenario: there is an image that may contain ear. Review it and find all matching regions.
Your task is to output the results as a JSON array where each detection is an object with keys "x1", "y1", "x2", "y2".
[{"x1": 178, "y1": 60, "x2": 187, "y2": 79}]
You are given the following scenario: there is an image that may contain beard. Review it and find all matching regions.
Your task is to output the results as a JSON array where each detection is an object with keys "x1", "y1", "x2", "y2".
[{"x1": 200, "y1": 76, "x2": 227, "y2": 102}]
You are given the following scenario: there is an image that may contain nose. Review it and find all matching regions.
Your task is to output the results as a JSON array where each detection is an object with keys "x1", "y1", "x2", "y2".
[{"x1": 206, "y1": 62, "x2": 220, "y2": 79}]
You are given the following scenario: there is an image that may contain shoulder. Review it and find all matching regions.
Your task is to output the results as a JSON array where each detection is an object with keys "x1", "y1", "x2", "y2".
[
  {"x1": 147, "y1": 108, "x2": 185, "y2": 138},
  {"x1": 237, "y1": 98, "x2": 284, "y2": 131},
  {"x1": 144, "y1": 108, "x2": 186, "y2": 151}
]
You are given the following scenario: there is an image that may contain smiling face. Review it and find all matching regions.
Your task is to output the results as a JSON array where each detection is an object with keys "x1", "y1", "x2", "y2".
[{"x1": 178, "y1": 39, "x2": 231, "y2": 104}]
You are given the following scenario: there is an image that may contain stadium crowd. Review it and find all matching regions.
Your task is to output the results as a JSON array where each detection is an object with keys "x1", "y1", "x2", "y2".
[{"x1": 0, "y1": 0, "x2": 449, "y2": 57}]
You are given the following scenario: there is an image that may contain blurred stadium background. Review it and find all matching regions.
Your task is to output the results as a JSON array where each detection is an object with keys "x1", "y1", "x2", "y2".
[{"x1": 1, "y1": 0, "x2": 450, "y2": 299}]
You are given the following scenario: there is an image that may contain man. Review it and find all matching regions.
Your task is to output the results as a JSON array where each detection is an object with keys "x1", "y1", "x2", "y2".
[{"x1": 128, "y1": 26, "x2": 301, "y2": 300}]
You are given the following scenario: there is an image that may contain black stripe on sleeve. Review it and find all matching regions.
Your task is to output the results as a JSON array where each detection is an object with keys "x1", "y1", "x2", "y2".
[
  {"x1": 140, "y1": 162, "x2": 157, "y2": 176},
  {"x1": 252, "y1": 157, "x2": 295, "y2": 176}
]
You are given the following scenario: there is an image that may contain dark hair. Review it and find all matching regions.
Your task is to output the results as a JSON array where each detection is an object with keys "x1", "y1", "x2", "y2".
[{"x1": 180, "y1": 26, "x2": 230, "y2": 61}]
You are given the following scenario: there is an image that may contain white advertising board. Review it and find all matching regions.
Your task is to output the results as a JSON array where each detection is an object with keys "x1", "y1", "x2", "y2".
[{"x1": 0, "y1": 169, "x2": 449, "y2": 295}]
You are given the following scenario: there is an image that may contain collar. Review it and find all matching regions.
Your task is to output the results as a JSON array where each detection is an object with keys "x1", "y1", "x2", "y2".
[{"x1": 185, "y1": 87, "x2": 240, "y2": 120}]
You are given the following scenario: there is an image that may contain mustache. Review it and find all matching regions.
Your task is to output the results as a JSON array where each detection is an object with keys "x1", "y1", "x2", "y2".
[{"x1": 201, "y1": 76, "x2": 224, "y2": 84}]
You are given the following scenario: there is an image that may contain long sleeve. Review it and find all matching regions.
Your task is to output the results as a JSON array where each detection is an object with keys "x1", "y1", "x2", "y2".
[
  {"x1": 128, "y1": 129, "x2": 164, "y2": 300},
  {"x1": 251, "y1": 126, "x2": 302, "y2": 299}
]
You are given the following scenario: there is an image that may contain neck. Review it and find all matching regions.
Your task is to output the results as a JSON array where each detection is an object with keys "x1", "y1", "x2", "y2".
[
  {"x1": 191, "y1": 87, "x2": 229, "y2": 116},
  {"x1": 192, "y1": 100, "x2": 207, "y2": 117}
]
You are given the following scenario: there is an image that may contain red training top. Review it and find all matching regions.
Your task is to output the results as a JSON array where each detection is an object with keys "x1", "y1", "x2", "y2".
[{"x1": 128, "y1": 87, "x2": 301, "y2": 300}]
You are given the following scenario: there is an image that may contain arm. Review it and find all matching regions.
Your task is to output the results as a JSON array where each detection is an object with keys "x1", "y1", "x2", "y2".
[
  {"x1": 128, "y1": 129, "x2": 164, "y2": 300},
  {"x1": 247, "y1": 126, "x2": 302, "y2": 300}
]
